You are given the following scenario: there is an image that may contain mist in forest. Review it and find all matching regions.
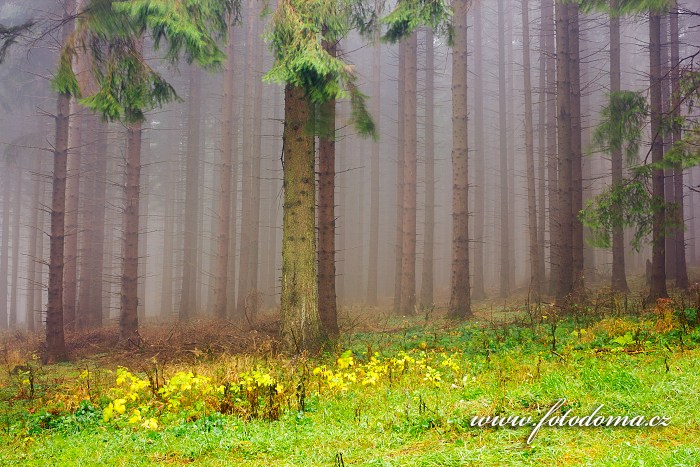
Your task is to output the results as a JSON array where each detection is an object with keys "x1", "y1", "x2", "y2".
[{"x1": 0, "y1": 0, "x2": 699, "y2": 355}]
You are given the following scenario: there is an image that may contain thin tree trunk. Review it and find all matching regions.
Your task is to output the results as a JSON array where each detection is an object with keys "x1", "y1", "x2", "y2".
[
  {"x1": 179, "y1": 66, "x2": 201, "y2": 320},
  {"x1": 367, "y1": 17, "x2": 381, "y2": 306},
  {"x1": 26, "y1": 153, "x2": 42, "y2": 332},
  {"x1": 0, "y1": 164, "x2": 10, "y2": 329},
  {"x1": 555, "y1": 0, "x2": 573, "y2": 301},
  {"x1": 318, "y1": 34, "x2": 338, "y2": 337},
  {"x1": 137, "y1": 168, "x2": 149, "y2": 322},
  {"x1": 569, "y1": 5, "x2": 584, "y2": 291},
  {"x1": 213, "y1": 19, "x2": 236, "y2": 319},
  {"x1": 610, "y1": 5, "x2": 629, "y2": 292},
  {"x1": 280, "y1": 84, "x2": 324, "y2": 352},
  {"x1": 536, "y1": 0, "x2": 547, "y2": 287},
  {"x1": 400, "y1": 30, "x2": 418, "y2": 315},
  {"x1": 45, "y1": 0, "x2": 75, "y2": 362},
  {"x1": 420, "y1": 27, "x2": 435, "y2": 307},
  {"x1": 670, "y1": 3, "x2": 688, "y2": 289},
  {"x1": 449, "y1": 0, "x2": 471, "y2": 319},
  {"x1": 393, "y1": 40, "x2": 405, "y2": 314},
  {"x1": 9, "y1": 167, "x2": 21, "y2": 329},
  {"x1": 63, "y1": 102, "x2": 82, "y2": 332},
  {"x1": 88, "y1": 120, "x2": 108, "y2": 328},
  {"x1": 120, "y1": 119, "x2": 142, "y2": 342},
  {"x1": 649, "y1": 12, "x2": 668, "y2": 300},
  {"x1": 498, "y1": 0, "x2": 510, "y2": 297},
  {"x1": 161, "y1": 120, "x2": 176, "y2": 317},
  {"x1": 522, "y1": 0, "x2": 542, "y2": 298},
  {"x1": 544, "y1": 0, "x2": 557, "y2": 293},
  {"x1": 472, "y1": 1, "x2": 486, "y2": 300}
]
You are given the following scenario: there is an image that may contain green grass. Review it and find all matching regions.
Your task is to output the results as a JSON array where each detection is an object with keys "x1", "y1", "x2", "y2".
[{"x1": 1, "y1": 311, "x2": 699, "y2": 466}]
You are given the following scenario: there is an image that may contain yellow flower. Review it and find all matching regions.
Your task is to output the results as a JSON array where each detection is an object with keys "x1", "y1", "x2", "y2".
[{"x1": 141, "y1": 418, "x2": 158, "y2": 430}]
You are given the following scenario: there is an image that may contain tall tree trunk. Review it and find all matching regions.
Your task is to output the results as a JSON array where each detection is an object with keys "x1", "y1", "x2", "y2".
[
  {"x1": 670, "y1": 3, "x2": 688, "y2": 289},
  {"x1": 497, "y1": 0, "x2": 511, "y2": 297},
  {"x1": 536, "y1": 0, "x2": 547, "y2": 287},
  {"x1": 0, "y1": 164, "x2": 10, "y2": 329},
  {"x1": 9, "y1": 167, "x2": 21, "y2": 329},
  {"x1": 420, "y1": 27, "x2": 435, "y2": 307},
  {"x1": 472, "y1": 1, "x2": 486, "y2": 300},
  {"x1": 609, "y1": 5, "x2": 629, "y2": 292},
  {"x1": 280, "y1": 84, "x2": 325, "y2": 352},
  {"x1": 26, "y1": 153, "x2": 42, "y2": 332},
  {"x1": 63, "y1": 103, "x2": 82, "y2": 332},
  {"x1": 393, "y1": 40, "x2": 405, "y2": 314},
  {"x1": 569, "y1": 5, "x2": 584, "y2": 291},
  {"x1": 161, "y1": 129, "x2": 176, "y2": 317},
  {"x1": 237, "y1": 0, "x2": 260, "y2": 320},
  {"x1": 649, "y1": 12, "x2": 668, "y2": 300},
  {"x1": 88, "y1": 120, "x2": 108, "y2": 328},
  {"x1": 137, "y1": 168, "x2": 149, "y2": 322},
  {"x1": 120, "y1": 119, "x2": 142, "y2": 342},
  {"x1": 213, "y1": 19, "x2": 236, "y2": 319},
  {"x1": 400, "y1": 30, "x2": 418, "y2": 315},
  {"x1": 179, "y1": 66, "x2": 201, "y2": 320},
  {"x1": 449, "y1": 0, "x2": 471, "y2": 319},
  {"x1": 522, "y1": 0, "x2": 542, "y2": 298},
  {"x1": 544, "y1": 0, "x2": 557, "y2": 293},
  {"x1": 45, "y1": 0, "x2": 76, "y2": 362},
  {"x1": 555, "y1": 0, "x2": 573, "y2": 301},
  {"x1": 367, "y1": 17, "x2": 381, "y2": 306},
  {"x1": 318, "y1": 35, "x2": 339, "y2": 337}
]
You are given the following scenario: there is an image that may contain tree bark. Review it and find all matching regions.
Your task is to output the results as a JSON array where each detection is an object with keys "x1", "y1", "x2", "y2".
[
  {"x1": 569, "y1": 4, "x2": 584, "y2": 291},
  {"x1": 26, "y1": 152, "x2": 42, "y2": 332},
  {"x1": 449, "y1": 0, "x2": 471, "y2": 319},
  {"x1": 649, "y1": 12, "x2": 668, "y2": 300},
  {"x1": 0, "y1": 163, "x2": 10, "y2": 329},
  {"x1": 63, "y1": 101, "x2": 82, "y2": 332},
  {"x1": 280, "y1": 84, "x2": 325, "y2": 353},
  {"x1": 400, "y1": 30, "x2": 418, "y2": 315},
  {"x1": 9, "y1": 166, "x2": 21, "y2": 329},
  {"x1": 609, "y1": 5, "x2": 629, "y2": 292},
  {"x1": 472, "y1": 0, "x2": 486, "y2": 300},
  {"x1": 670, "y1": 3, "x2": 688, "y2": 289},
  {"x1": 497, "y1": 0, "x2": 511, "y2": 297},
  {"x1": 45, "y1": 0, "x2": 76, "y2": 361},
  {"x1": 544, "y1": 0, "x2": 557, "y2": 293},
  {"x1": 367, "y1": 15, "x2": 381, "y2": 306},
  {"x1": 393, "y1": 40, "x2": 405, "y2": 314},
  {"x1": 555, "y1": 0, "x2": 573, "y2": 301},
  {"x1": 536, "y1": 0, "x2": 547, "y2": 287},
  {"x1": 120, "y1": 119, "x2": 142, "y2": 342},
  {"x1": 213, "y1": 19, "x2": 236, "y2": 319},
  {"x1": 522, "y1": 0, "x2": 542, "y2": 298},
  {"x1": 318, "y1": 35, "x2": 339, "y2": 337},
  {"x1": 420, "y1": 27, "x2": 435, "y2": 307},
  {"x1": 179, "y1": 66, "x2": 202, "y2": 320}
]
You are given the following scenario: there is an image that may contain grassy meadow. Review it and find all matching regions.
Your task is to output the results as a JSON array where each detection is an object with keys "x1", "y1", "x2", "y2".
[{"x1": 0, "y1": 293, "x2": 699, "y2": 466}]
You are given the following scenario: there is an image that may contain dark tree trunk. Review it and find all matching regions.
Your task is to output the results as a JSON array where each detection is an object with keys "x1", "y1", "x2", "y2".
[
  {"x1": 649, "y1": 12, "x2": 668, "y2": 300},
  {"x1": 120, "y1": 120, "x2": 142, "y2": 342},
  {"x1": 449, "y1": 0, "x2": 471, "y2": 319},
  {"x1": 45, "y1": 0, "x2": 76, "y2": 362},
  {"x1": 400, "y1": 30, "x2": 418, "y2": 315},
  {"x1": 472, "y1": 0, "x2": 486, "y2": 300},
  {"x1": 420, "y1": 27, "x2": 435, "y2": 307},
  {"x1": 569, "y1": 5, "x2": 584, "y2": 291},
  {"x1": 280, "y1": 84, "x2": 325, "y2": 352},
  {"x1": 318, "y1": 35, "x2": 339, "y2": 337},
  {"x1": 555, "y1": 0, "x2": 573, "y2": 301},
  {"x1": 544, "y1": 0, "x2": 557, "y2": 293},
  {"x1": 670, "y1": 3, "x2": 688, "y2": 289},
  {"x1": 393, "y1": 40, "x2": 405, "y2": 314},
  {"x1": 179, "y1": 67, "x2": 202, "y2": 320},
  {"x1": 367, "y1": 16, "x2": 381, "y2": 306},
  {"x1": 498, "y1": 0, "x2": 511, "y2": 297},
  {"x1": 213, "y1": 19, "x2": 236, "y2": 319},
  {"x1": 609, "y1": 5, "x2": 629, "y2": 292},
  {"x1": 522, "y1": 0, "x2": 542, "y2": 298}
]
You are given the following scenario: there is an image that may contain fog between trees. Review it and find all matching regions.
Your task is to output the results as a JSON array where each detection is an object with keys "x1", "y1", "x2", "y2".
[{"x1": 0, "y1": 0, "x2": 699, "y2": 358}]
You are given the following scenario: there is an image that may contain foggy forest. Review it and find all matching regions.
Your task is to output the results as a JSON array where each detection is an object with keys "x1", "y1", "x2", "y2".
[{"x1": 0, "y1": 0, "x2": 699, "y2": 464}]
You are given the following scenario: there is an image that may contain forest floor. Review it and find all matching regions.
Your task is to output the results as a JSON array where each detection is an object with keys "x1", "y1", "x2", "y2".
[{"x1": 0, "y1": 285, "x2": 699, "y2": 466}]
